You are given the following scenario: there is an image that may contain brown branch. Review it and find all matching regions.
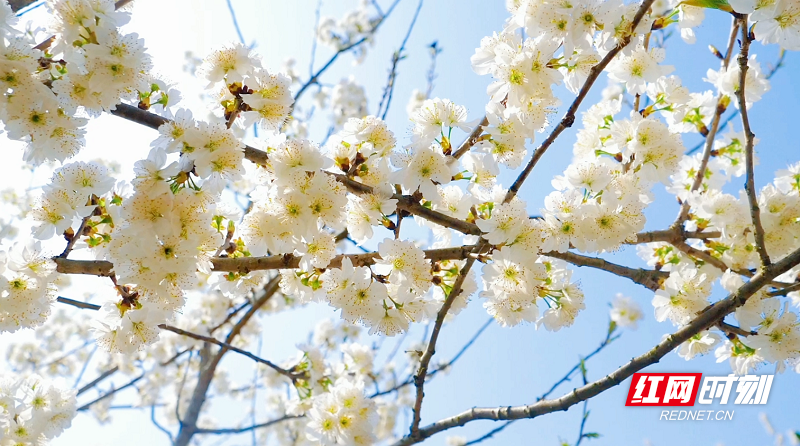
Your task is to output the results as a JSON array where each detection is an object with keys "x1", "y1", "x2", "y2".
[
  {"x1": 628, "y1": 229, "x2": 721, "y2": 245},
  {"x1": 717, "y1": 321, "x2": 756, "y2": 337},
  {"x1": 544, "y1": 251, "x2": 668, "y2": 291},
  {"x1": 502, "y1": 0, "x2": 657, "y2": 205},
  {"x1": 107, "y1": 104, "x2": 481, "y2": 236},
  {"x1": 673, "y1": 18, "x2": 739, "y2": 227},
  {"x1": 450, "y1": 116, "x2": 489, "y2": 161},
  {"x1": 770, "y1": 282, "x2": 800, "y2": 296},
  {"x1": 409, "y1": 251, "x2": 480, "y2": 439},
  {"x1": 55, "y1": 245, "x2": 478, "y2": 277},
  {"x1": 60, "y1": 211, "x2": 93, "y2": 258},
  {"x1": 194, "y1": 415, "x2": 300, "y2": 435},
  {"x1": 673, "y1": 241, "x2": 748, "y2": 275},
  {"x1": 54, "y1": 257, "x2": 115, "y2": 277},
  {"x1": 158, "y1": 324, "x2": 301, "y2": 381},
  {"x1": 392, "y1": 244, "x2": 800, "y2": 445},
  {"x1": 734, "y1": 16, "x2": 770, "y2": 267}
]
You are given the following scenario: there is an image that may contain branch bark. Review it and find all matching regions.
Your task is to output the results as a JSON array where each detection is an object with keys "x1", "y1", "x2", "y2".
[
  {"x1": 410, "y1": 255, "x2": 479, "y2": 439},
  {"x1": 158, "y1": 324, "x2": 302, "y2": 382},
  {"x1": 544, "y1": 251, "x2": 669, "y2": 291},
  {"x1": 734, "y1": 16, "x2": 771, "y2": 267},
  {"x1": 54, "y1": 245, "x2": 479, "y2": 277},
  {"x1": 194, "y1": 415, "x2": 300, "y2": 435},
  {"x1": 672, "y1": 18, "x2": 739, "y2": 227}
]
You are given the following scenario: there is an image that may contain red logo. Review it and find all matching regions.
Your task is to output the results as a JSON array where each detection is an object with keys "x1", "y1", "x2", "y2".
[{"x1": 625, "y1": 373, "x2": 702, "y2": 406}]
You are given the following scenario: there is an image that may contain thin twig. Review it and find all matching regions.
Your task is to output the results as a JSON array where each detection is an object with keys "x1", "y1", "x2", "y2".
[
  {"x1": 734, "y1": 16, "x2": 770, "y2": 267},
  {"x1": 463, "y1": 324, "x2": 620, "y2": 446},
  {"x1": 371, "y1": 317, "x2": 494, "y2": 398},
  {"x1": 59, "y1": 212, "x2": 92, "y2": 258},
  {"x1": 294, "y1": 0, "x2": 403, "y2": 103},
  {"x1": 377, "y1": 0, "x2": 424, "y2": 120},
  {"x1": 449, "y1": 116, "x2": 488, "y2": 161},
  {"x1": 687, "y1": 48, "x2": 786, "y2": 155},
  {"x1": 194, "y1": 415, "x2": 300, "y2": 435},
  {"x1": 409, "y1": 253, "x2": 480, "y2": 439},
  {"x1": 152, "y1": 404, "x2": 175, "y2": 442},
  {"x1": 225, "y1": 0, "x2": 247, "y2": 45},
  {"x1": 158, "y1": 324, "x2": 301, "y2": 382},
  {"x1": 673, "y1": 18, "x2": 739, "y2": 227}
]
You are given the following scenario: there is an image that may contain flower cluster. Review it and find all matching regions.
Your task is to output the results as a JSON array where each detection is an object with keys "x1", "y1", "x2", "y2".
[
  {"x1": 329, "y1": 76, "x2": 368, "y2": 127},
  {"x1": 0, "y1": 373, "x2": 77, "y2": 445},
  {"x1": 480, "y1": 247, "x2": 584, "y2": 329},
  {"x1": 0, "y1": 241, "x2": 57, "y2": 333},
  {"x1": 316, "y1": 0, "x2": 383, "y2": 62},
  {"x1": 199, "y1": 43, "x2": 293, "y2": 131}
]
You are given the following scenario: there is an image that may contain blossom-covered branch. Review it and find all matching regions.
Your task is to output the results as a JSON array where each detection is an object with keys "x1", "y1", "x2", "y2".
[{"x1": 392, "y1": 245, "x2": 800, "y2": 445}]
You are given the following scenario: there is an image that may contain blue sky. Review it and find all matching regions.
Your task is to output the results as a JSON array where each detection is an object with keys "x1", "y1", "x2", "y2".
[{"x1": 8, "y1": 0, "x2": 799, "y2": 445}]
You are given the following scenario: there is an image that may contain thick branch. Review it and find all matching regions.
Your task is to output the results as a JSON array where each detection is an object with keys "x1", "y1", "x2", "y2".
[
  {"x1": 545, "y1": 251, "x2": 668, "y2": 291},
  {"x1": 55, "y1": 245, "x2": 478, "y2": 277},
  {"x1": 8, "y1": 0, "x2": 37, "y2": 11},
  {"x1": 628, "y1": 229, "x2": 721, "y2": 245}
]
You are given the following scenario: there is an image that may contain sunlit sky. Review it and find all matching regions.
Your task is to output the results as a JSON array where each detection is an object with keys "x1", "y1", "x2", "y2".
[{"x1": 2, "y1": 0, "x2": 800, "y2": 445}]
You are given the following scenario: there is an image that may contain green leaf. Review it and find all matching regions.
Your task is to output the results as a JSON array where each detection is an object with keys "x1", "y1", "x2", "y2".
[
  {"x1": 583, "y1": 433, "x2": 601, "y2": 439},
  {"x1": 679, "y1": 0, "x2": 733, "y2": 12}
]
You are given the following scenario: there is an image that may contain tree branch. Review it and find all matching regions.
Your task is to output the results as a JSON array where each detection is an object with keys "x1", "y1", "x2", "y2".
[
  {"x1": 371, "y1": 317, "x2": 493, "y2": 398},
  {"x1": 544, "y1": 251, "x2": 668, "y2": 291},
  {"x1": 194, "y1": 415, "x2": 300, "y2": 435},
  {"x1": 409, "y1": 254, "x2": 479, "y2": 439},
  {"x1": 686, "y1": 48, "x2": 786, "y2": 155},
  {"x1": 449, "y1": 116, "x2": 488, "y2": 161},
  {"x1": 673, "y1": 17, "x2": 739, "y2": 227},
  {"x1": 158, "y1": 324, "x2": 302, "y2": 382},
  {"x1": 56, "y1": 296, "x2": 101, "y2": 311},
  {"x1": 734, "y1": 16, "x2": 770, "y2": 267},
  {"x1": 294, "y1": 0, "x2": 403, "y2": 103},
  {"x1": 391, "y1": 244, "x2": 800, "y2": 446},
  {"x1": 502, "y1": 0, "x2": 656, "y2": 204},
  {"x1": 54, "y1": 245, "x2": 479, "y2": 277},
  {"x1": 376, "y1": 0, "x2": 424, "y2": 120}
]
